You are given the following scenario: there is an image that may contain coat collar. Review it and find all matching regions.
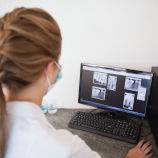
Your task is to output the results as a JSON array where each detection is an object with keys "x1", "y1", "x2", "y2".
[{"x1": 6, "y1": 101, "x2": 46, "y2": 120}]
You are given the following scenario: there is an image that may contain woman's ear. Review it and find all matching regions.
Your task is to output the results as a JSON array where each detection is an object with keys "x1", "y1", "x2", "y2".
[{"x1": 45, "y1": 61, "x2": 57, "y2": 82}]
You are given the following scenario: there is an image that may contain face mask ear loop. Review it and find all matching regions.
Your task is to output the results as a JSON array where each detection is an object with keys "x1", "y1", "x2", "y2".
[{"x1": 44, "y1": 70, "x2": 51, "y2": 86}]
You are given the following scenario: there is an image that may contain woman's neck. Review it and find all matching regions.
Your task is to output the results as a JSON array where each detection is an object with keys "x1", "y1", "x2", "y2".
[{"x1": 3, "y1": 84, "x2": 44, "y2": 106}]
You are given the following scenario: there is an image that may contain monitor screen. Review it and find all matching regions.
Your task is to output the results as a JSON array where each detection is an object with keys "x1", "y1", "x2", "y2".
[{"x1": 78, "y1": 63, "x2": 153, "y2": 117}]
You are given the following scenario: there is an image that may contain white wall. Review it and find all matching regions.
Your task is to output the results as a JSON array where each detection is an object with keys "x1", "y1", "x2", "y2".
[{"x1": 0, "y1": 0, "x2": 158, "y2": 108}]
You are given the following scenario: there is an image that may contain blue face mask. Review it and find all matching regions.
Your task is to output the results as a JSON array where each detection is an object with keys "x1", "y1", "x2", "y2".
[
  {"x1": 45, "y1": 67, "x2": 62, "y2": 93},
  {"x1": 41, "y1": 63, "x2": 62, "y2": 113}
]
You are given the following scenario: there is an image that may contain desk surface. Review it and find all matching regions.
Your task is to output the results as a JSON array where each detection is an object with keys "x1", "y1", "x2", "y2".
[{"x1": 46, "y1": 108, "x2": 158, "y2": 158}]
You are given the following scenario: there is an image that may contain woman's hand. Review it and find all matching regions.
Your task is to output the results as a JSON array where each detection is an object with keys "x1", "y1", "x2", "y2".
[{"x1": 126, "y1": 139, "x2": 153, "y2": 158}]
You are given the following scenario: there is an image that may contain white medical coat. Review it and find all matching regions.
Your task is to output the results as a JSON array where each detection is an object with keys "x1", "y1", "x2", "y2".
[{"x1": 5, "y1": 101, "x2": 101, "y2": 158}]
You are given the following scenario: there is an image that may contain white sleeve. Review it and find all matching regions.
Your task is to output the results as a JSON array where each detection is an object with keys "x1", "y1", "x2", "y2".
[
  {"x1": 28, "y1": 127, "x2": 102, "y2": 158},
  {"x1": 57, "y1": 129, "x2": 102, "y2": 158},
  {"x1": 68, "y1": 135, "x2": 101, "y2": 158}
]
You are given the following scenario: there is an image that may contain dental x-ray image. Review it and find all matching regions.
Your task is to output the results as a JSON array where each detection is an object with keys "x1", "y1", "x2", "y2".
[
  {"x1": 124, "y1": 77, "x2": 141, "y2": 91},
  {"x1": 93, "y1": 71, "x2": 107, "y2": 86},
  {"x1": 107, "y1": 75, "x2": 117, "y2": 91},
  {"x1": 123, "y1": 92, "x2": 135, "y2": 110},
  {"x1": 91, "y1": 86, "x2": 106, "y2": 100}
]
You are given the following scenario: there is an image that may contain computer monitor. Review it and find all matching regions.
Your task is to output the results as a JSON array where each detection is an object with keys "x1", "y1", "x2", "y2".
[{"x1": 78, "y1": 63, "x2": 153, "y2": 117}]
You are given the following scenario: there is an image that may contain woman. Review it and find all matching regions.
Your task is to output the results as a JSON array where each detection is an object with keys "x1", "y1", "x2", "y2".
[{"x1": 0, "y1": 7, "x2": 153, "y2": 158}]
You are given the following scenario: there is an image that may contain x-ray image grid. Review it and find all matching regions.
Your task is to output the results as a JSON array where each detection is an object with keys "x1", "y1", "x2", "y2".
[
  {"x1": 91, "y1": 86, "x2": 106, "y2": 100},
  {"x1": 93, "y1": 71, "x2": 107, "y2": 86},
  {"x1": 123, "y1": 93, "x2": 135, "y2": 110},
  {"x1": 124, "y1": 77, "x2": 141, "y2": 92},
  {"x1": 79, "y1": 64, "x2": 153, "y2": 117},
  {"x1": 107, "y1": 76, "x2": 117, "y2": 91}
]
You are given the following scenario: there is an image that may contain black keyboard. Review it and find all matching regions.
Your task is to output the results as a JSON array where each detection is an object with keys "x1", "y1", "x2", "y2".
[{"x1": 68, "y1": 111, "x2": 142, "y2": 144}]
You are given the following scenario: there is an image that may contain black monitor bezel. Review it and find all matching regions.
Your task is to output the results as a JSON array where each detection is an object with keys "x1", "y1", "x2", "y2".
[{"x1": 78, "y1": 63, "x2": 153, "y2": 118}]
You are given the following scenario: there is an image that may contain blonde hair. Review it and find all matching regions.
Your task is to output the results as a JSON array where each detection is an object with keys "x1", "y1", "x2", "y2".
[{"x1": 0, "y1": 7, "x2": 62, "y2": 157}]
